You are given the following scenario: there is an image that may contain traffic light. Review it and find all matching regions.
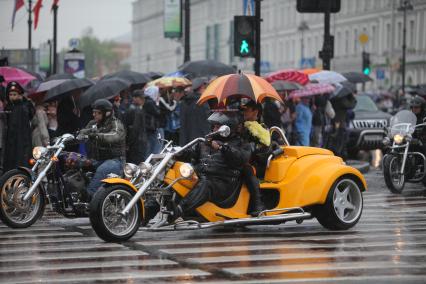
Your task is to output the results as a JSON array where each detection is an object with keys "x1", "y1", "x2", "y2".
[
  {"x1": 234, "y1": 16, "x2": 256, "y2": 58},
  {"x1": 362, "y1": 51, "x2": 371, "y2": 75},
  {"x1": 297, "y1": 0, "x2": 341, "y2": 13}
]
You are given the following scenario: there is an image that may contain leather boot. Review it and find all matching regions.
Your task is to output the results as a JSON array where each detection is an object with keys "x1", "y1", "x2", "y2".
[{"x1": 249, "y1": 189, "x2": 265, "y2": 217}]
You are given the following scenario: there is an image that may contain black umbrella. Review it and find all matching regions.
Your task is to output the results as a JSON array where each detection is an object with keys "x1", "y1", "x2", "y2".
[
  {"x1": 143, "y1": 71, "x2": 164, "y2": 80},
  {"x1": 79, "y1": 78, "x2": 131, "y2": 109},
  {"x1": 44, "y1": 78, "x2": 93, "y2": 102},
  {"x1": 46, "y1": 73, "x2": 76, "y2": 81},
  {"x1": 331, "y1": 81, "x2": 357, "y2": 100},
  {"x1": 342, "y1": 72, "x2": 373, "y2": 84},
  {"x1": 178, "y1": 60, "x2": 235, "y2": 79},
  {"x1": 271, "y1": 80, "x2": 302, "y2": 92},
  {"x1": 101, "y1": 70, "x2": 150, "y2": 87}
]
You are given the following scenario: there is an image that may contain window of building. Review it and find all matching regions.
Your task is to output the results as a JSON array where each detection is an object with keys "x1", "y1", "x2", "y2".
[
  {"x1": 386, "y1": 22, "x2": 391, "y2": 51},
  {"x1": 372, "y1": 25, "x2": 378, "y2": 52},
  {"x1": 336, "y1": 31, "x2": 341, "y2": 56},
  {"x1": 397, "y1": 21, "x2": 402, "y2": 48},
  {"x1": 409, "y1": 19, "x2": 415, "y2": 49},
  {"x1": 345, "y1": 30, "x2": 350, "y2": 55},
  {"x1": 354, "y1": 28, "x2": 358, "y2": 54}
]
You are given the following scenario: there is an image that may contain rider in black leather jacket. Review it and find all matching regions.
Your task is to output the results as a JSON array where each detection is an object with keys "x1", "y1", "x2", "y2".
[
  {"x1": 172, "y1": 111, "x2": 252, "y2": 219},
  {"x1": 78, "y1": 99, "x2": 126, "y2": 197}
]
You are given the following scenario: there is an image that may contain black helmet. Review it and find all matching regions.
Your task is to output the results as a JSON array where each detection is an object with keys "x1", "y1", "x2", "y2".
[
  {"x1": 410, "y1": 95, "x2": 426, "y2": 108},
  {"x1": 92, "y1": 99, "x2": 113, "y2": 112},
  {"x1": 207, "y1": 111, "x2": 242, "y2": 132}
]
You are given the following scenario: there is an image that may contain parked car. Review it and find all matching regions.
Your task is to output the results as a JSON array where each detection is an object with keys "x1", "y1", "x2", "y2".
[{"x1": 347, "y1": 95, "x2": 392, "y2": 156}]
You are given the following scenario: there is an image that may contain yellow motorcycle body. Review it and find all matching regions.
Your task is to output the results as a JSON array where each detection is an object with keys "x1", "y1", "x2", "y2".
[{"x1": 164, "y1": 146, "x2": 366, "y2": 222}]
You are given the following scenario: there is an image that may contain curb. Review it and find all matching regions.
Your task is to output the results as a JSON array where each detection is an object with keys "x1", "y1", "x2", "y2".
[{"x1": 346, "y1": 160, "x2": 370, "y2": 174}]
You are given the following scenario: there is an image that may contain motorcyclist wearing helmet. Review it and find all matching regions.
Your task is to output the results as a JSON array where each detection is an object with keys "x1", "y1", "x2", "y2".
[
  {"x1": 78, "y1": 99, "x2": 126, "y2": 197},
  {"x1": 410, "y1": 95, "x2": 426, "y2": 125},
  {"x1": 171, "y1": 110, "x2": 252, "y2": 220}
]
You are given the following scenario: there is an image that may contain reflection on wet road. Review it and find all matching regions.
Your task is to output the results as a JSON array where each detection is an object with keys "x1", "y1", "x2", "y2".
[{"x1": 1, "y1": 170, "x2": 426, "y2": 283}]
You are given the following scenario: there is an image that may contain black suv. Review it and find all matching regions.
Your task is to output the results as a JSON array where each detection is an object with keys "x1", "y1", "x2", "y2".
[{"x1": 347, "y1": 95, "x2": 391, "y2": 155}]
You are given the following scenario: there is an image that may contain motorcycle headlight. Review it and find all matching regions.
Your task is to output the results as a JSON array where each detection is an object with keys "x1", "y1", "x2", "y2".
[
  {"x1": 124, "y1": 163, "x2": 139, "y2": 179},
  {"x1": 138, "y1": 161, "x2": 152, "y2": 174},
  {"x1": 179, "y1": 163, "x2": 194, "y2": 178},
  {"x1": 32, "y1": 146, "x2": 47, "y2": 160},
  {"x1": 393, "y1": 134, "x2": 404, "y2": 144}
]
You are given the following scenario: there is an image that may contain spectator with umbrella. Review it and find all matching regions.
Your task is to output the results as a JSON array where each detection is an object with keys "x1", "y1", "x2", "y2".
[{"x1": 3, "y1": 82, "x2": 35, "y2": 172}]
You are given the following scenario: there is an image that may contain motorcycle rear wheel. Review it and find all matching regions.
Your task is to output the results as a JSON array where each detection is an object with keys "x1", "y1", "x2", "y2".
[
  {"x1": 0, "y1": 169, "x2": 45, "y2": 228},
  {"x1": 90, "y1": 185, "x2": 142, "y2": 242},
  {"x1": 383, "y1": 154, "x2": 405, "y2": 194}
]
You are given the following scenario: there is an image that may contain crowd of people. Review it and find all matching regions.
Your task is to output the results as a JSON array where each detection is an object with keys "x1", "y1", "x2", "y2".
[{"x1": 0, "y1": 76, "x2": 422, "y2": 178}]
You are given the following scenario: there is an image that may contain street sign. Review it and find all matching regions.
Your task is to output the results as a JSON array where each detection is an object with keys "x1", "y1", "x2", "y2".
[
  {"x1": 376, "y1": 68, "x2": 385, "y2": 80},
  {"x1": 243, "y1": 0, "x2": 255, "y2": 16},
  {"x1": 359, "y1": 33, "x2": 369, "y2": 45},
  {"x1": 68, "y1": 38, "x2": 80, "y2": 50}
]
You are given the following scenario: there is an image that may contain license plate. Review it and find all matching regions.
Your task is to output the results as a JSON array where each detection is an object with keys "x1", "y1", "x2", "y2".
[{"x1": 364, "y1": 135, "x2": 383, "y2": 141}]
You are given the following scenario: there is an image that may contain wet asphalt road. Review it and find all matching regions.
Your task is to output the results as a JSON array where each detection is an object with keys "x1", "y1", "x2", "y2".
[{"x1": 1, "y1": 169, "x2": 426, "y2": 283}]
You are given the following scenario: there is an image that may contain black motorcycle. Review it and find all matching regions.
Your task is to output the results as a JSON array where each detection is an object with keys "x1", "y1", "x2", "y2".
[
  {"x1": 382, "y1": 110, "x2": 426, "y2": 193},
  {"x1": 0, "y1": 133, "x2": 96, "y2": 228}
]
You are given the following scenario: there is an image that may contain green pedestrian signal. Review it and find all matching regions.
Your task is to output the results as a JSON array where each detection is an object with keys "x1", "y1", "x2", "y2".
[
  {"x1": 362, "y1": 52, "x2": 371, "y2": 76},
  {"x1": 234, "y1": 16, "x2": 256, "y2": 57},
  {"x1": 363, "y1": 67, "x2": 371, "y2": 75},
  {"x1": 240, "y1": 40, "x2": 250, "y2": 55}
]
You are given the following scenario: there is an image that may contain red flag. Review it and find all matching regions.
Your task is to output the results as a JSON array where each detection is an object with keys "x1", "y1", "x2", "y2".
[
  {"x1": 51, "y1": 0, "x2": 59, "y2": 11},
  {"x1": 33, "y1": 0, "x2": 43, "y2": 30},
  {"x1": 11, "y1": 0, "x2": 25, "y2": 30}
]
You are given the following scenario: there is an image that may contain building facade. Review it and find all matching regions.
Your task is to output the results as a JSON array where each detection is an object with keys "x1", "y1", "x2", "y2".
[{"x1": 132, "y1": 0, "x2": 426, "y2": 88}]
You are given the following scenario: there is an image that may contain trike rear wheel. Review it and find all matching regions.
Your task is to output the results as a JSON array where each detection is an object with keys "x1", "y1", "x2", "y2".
[{"x1": 315, "y1": 176, "x2": 363, "y2": 230}]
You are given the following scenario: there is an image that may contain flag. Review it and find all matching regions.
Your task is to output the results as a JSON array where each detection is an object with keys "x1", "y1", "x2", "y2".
[
  {"x1": 11, "y1": 0, "x2": 25, "y2": 30},
  {"x1": 51, "y1": 0, "x2": 59, "y2": 11},
  {"x1": 33, "y1": 0, "x2": 43, "y2": 30}
]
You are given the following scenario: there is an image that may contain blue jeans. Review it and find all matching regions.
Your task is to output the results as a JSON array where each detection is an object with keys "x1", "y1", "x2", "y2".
[{"x1": 87, "y1": 159, "x2": 123, "y2": 197}]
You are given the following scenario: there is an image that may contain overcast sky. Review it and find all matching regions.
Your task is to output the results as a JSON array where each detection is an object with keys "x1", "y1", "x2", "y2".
[{"x1": 0, "y1": 0, "x2": 134, "y2": 50}]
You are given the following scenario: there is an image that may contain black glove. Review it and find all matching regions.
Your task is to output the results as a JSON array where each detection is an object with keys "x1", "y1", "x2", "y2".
[{"x1": 88, "y1": 132, "x2": 99, "y2": 140}]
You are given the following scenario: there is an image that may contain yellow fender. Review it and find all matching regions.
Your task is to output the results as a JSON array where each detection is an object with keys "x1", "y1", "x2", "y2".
[{"x1": 101, "y1": 178, "x2": 145, "y2": 216}]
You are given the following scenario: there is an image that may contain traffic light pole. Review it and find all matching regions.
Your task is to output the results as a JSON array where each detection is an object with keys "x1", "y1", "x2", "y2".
[
  {"x1": 53, "y1": 3, "x2": 58, "y2": 74},
  {"x1": 321, "y1": 4, "x2": 331, "y2": 70},
  {"x1": 28, "y1": 0, "x2": 32, "y2": 50},
  {"x1": 184, "y1": 0, "x2": 191, "y2": 63},
  {"x1": 254, "y1": 0, "x2": 261, "y2": 75}
]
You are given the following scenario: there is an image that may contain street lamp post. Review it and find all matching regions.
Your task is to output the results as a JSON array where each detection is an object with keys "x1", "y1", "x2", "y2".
[
  {"x1": 398, "y1": 0, "x2": 413, "y2": 96},
  {"x1": 298, "y1": 21, "x2": 309, "y2": 68}
]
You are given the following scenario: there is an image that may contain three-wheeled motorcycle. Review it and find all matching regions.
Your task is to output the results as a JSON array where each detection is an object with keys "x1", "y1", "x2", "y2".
[
  {"x1": 0, "y1": 133, "x2": 94, "y2": 228},
  {"x1": 90, "y1": 126, "x2": 366, "y2": 242}
]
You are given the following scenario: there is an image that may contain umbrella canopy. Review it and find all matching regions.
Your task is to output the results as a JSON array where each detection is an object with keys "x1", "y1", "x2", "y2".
[
  {"x1": 146, "y1": 77, "x2": 192, "y2": 89},
  {"x1": 178, "y1": 60, "x2": 235, "y2": 79},
  {"x1": 101, "y1": 70, "x2": 151, "y2": 87},
  {"x1": 342, "y1": 72, "x2": 373, "y2": 84},
  {"x1": 288, "y1": 83, "x2": 335, "y2": 99},
  {"x1": 143, "y1": 71, "x2": 164, "y2": 80},
  {"x1": 197, "y1": 73, "x2": 283, "y2": 105},
  {"x1": 0, "y1": 66, "x2": 37, "y2": 87},
  {"x1": 309, "y1": 70, "x2": 347, "y2": 84},
  {"x1": 265, "y1": 69, "x2": 309, "y2": 85},
  {"x1": 271, "y1": 80, "x2": 302, "y2": 92},
  {"x1": 331, "y1": 81, "x2": 357, "y2": 100},
  {"x1": 44, "y1": 78, "x2": 94, "y2": 102},
  {"x1": 28, "y1": 79, "x2": 69, "y2": 101},
  {"x1": 301, "y1": 68, "x2": 321, "y2": 75},
  {"x1": 46, "y1": 73, "x2": 76, "y2": 81},
  {"x1": 79, "y1": 78, "x2": 131, "y2": 109}
]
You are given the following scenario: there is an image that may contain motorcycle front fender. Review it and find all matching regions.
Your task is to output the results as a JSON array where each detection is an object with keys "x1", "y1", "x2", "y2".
[
  {"x1": 101, "y1": 178, "x2": 138, "y2": 193},
  {"x1": 17, "y1": 166, "x2": 35, "y2": 180}
]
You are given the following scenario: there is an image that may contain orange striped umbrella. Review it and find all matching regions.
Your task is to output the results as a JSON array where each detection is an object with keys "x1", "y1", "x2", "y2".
[
  {"x1": 197, "y1": 73, "x2": 283, "y2": 105},
  {"x1": 264, "y1": 69, "x2": 309, "y2": 85},
  {"x1": 301, "y1": 68, "x2": 321, "y2": 75}
]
